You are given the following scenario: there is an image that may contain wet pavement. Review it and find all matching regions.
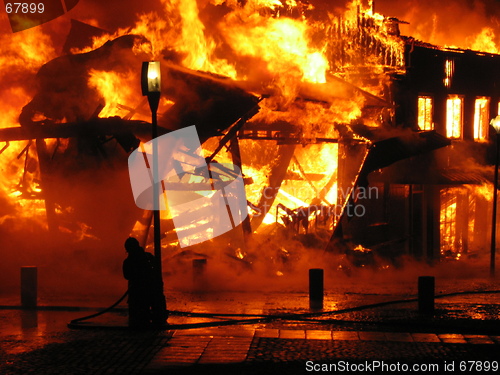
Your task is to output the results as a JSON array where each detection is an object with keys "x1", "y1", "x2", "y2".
[{"x1": 1, "y1": 275, "x2": 499, "y2": 374}]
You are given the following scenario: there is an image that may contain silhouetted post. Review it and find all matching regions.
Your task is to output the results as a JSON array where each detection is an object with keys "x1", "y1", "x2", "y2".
[
  {"x1": 193, "y1": 259, "x2": 207, "y2": 291},
  {"x1": 151, "y1": 104, "x2": 161, "y2": 270},
  {"x1": 21, "y1": 266, "x2": 37, "y2": 308},
  {"x1": 490, "y1": 115, "x2": 500, "y2": 278},
  {"x1": 142, "y1": 61, "x2": 167, "y2": 323},
  {"x1": 418, "y1": 276, "x2": 435, "y2": 314},
  {"x1": 21, "y1": 310, "x2": 38, "y2": 328},
  {"x1": 309, "y1": 268, "x2": 324, "y2": 309}
]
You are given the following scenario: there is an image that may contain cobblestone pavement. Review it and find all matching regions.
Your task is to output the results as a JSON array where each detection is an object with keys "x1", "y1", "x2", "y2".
[
  {"x1": 1, "y1": 286, "x2": 499, "y2": 374},
  {"x1": 1, "y1": 322, "x2": 499, "y2": 375},
  {"x1": 0, "y1": 329, "x2": 170, "y2": 374},
  {"x1": 1, "y1": 317, "x2": 499, "y2": 374},
  {"x1": 145, "y1": 327, "x2": 500, "y2": 374}
]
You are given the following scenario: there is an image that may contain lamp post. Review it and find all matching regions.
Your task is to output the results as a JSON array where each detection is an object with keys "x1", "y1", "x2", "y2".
[
  {"x1": 141, "y1": 61, "x2": 162, "y2": 267},
  {"x1": 141, "y1": 61, "x2": 168, "y2": 323},
  {"x1": 489, "y1": 115, "x2": 500, "y2": 278}
]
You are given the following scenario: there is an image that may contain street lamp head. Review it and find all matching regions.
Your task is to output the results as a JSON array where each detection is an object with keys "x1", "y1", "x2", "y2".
[
  {"x1": 141, "y1": 61, "x2": 161, "y2": 95},
  {"x1": 491, "y1": 115, "x2": 500, "y2": 134}
]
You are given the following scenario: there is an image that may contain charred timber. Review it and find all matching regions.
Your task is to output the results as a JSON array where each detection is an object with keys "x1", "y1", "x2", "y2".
[{"x1": 158, "y1": 63, "x2": 260, "y2": 141}]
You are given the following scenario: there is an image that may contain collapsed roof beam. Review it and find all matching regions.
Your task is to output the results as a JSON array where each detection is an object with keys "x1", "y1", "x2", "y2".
[{"x1": 0, "y1": 118, "x2": 153, "y2": 142}]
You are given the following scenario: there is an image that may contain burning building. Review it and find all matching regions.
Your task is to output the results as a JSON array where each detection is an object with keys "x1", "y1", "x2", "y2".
[
  {"x1": 366, "y1": 37, "x2": 500, "y2": 263},
  {"x1": 0, "y1": 0, "x2": 499, "y2": 290}
]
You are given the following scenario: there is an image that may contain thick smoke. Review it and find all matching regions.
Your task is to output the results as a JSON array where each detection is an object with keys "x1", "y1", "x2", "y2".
[{"x1": 163, "y1": 229, "x2": 496, "y2": 296}]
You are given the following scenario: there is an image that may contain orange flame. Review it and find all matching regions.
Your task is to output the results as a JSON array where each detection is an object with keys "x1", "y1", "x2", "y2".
[
  {"x1": 469, "y1": 27, "x2": 499, "y2": 54},
  {"x1": 221, "y1": 14, "x2": 328, "y2": 86}
]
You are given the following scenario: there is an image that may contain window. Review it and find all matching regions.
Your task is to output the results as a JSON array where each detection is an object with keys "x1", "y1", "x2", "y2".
[
  {"x1": 474, "y1": 97, "x2": 490, "y2": 141},
  {"x1": 440, "y1": 187, "x2": 472, "y2": 259},
  {"x1": 446, "y1": 95, "x2": 463, "y2": 139},
  {"x1": 444, "y1": 59, "x2": 454, "y2": 88},
  {"x1": 417, "y1": 96, "x2": 433, "y2": 131}
]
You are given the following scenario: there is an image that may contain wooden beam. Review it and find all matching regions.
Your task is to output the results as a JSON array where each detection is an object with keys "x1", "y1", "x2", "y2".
[
  {"x1": 250, "y1": 144, "x2": 296, "y2": 231},
  {"x1": 229, "y1": 134, "x2": 252, "y2": 237},
  {"x1": 0, "y1": 118, "x2": 154, "y2": 142}
]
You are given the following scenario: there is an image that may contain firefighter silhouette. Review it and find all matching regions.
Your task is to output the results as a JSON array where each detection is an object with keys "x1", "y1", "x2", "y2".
[{"x1": 122, "y1": 237, "x2": 167, "y2": 328}]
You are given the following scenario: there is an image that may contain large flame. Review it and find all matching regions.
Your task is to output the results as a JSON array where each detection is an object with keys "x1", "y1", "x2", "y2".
[
  {"x1": 0, "y1": 0, "x2": 404, "y2": 238},
  {"x1": 221, "y1": 15, "x2": 328, "y2": 84},
  {"x1": 5, "y1": 0, "x2": 480, "y2": 247},
  {"x1": 0, "y1": 26, "x2": 57, "y2": 226}
]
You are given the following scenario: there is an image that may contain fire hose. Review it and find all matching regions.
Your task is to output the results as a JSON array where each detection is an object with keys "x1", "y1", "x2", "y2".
[
  {"x1": 67, "y1": 291, "x2": 129, "y2": 329},
  {"x1": 67, "y1": 289, "x2": 500, "y2": 330}
]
